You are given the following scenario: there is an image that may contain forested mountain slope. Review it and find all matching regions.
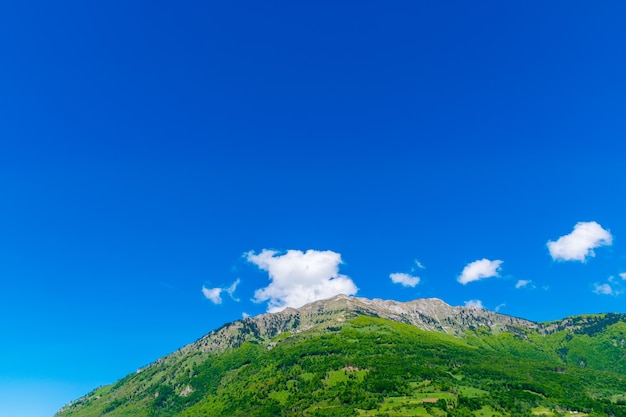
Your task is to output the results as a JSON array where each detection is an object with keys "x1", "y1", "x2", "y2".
[{"x1": 56, "y1": 295, "x2": 626, "y2": 417}]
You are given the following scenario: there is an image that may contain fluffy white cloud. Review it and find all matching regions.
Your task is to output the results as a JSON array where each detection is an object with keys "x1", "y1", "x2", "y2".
[
  {"x1": 458, "y1": 259, "x2": 503, "y2": 285},
  {"x1": 202, "y1": 278, "x2": 241, "y2": 305},
  {"x1": 515, "y1": 279, "x2": 532, "y2": 289},
  {"x1": 547, "y1": 221, "x2": 612, "y2": 262},
  {"x1": 390, "y1": 273, "x2": 420, "y2": 287},
  {"x1": 247, "y1": 249, "x2": 358, "y2": 313},
  {"x1": 620, "y1": 273, "x2": 626, "y2": 280},
  {"x1": 464, "y1": 299, "x2": 484, "y2": 309},
  {"x1": 202, "y1": 286, "x2": 223, "y2": 304},
  {"x1": 593, "y1": 283, "x2": 614, "y2": 295}
]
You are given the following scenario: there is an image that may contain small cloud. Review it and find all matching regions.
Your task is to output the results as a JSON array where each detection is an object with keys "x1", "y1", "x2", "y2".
[
  {"x1": 464, "y1": 299, "x2": 484, "y2": 309},
  {"x1": 594, "y1": 274, "x2": 626, "y2": 296},
  {"x1": 458, "y1": 259, "x2": 503, "y2": 285},
  {"x1": 414, "y1": 260, "x2": 425, "y2": 270},
  {"x1": 515, "y1": 279, "x2": 532, "y2": 289},
  {"x1": 202, "y1": 278, "x2": 241, "y2": 304},
  {"x1": 619, "y1": 272, "x2": 626, "y2": 280},
  {"x1": 226, "y1": 278, "x2": 241, "y2": 301},
  {"x1": 593, "y1": 283, "x2": 615, "y2": 295},
  {"x1": 390, "y1": 272, "x2": 420, "y2": 288},
  {"x1": 227, "y1": 278, "x2": 240, "y2": 294},
  {"x1": 248, "y1": 249, "x2": 358, "y2": 313},
  {"x1": 242, "y1": 312, "x2": 250, "y2": 319},
  {"x1": 494, "y1": 303, "x2": 506, "y2": 313},
  {"x1": 547, "y1": 221, "x2": 612, "y2": 262},
  {"x1": 202, "y1": 286, "x2": 223, "y2": 304}
]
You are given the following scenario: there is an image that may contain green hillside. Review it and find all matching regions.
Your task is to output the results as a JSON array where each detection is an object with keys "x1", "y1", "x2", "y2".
[{"x1": 56, "y1": 301, "x2": 626, "y2": 417}]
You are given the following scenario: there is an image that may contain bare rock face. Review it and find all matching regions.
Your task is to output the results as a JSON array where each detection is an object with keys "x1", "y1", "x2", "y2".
[
  {"x1": 280, "y1": 294, "x2": 540, "y2": 336},
  {"x1": 174, "y1": 294, "x2": 539, "y2": 359}
]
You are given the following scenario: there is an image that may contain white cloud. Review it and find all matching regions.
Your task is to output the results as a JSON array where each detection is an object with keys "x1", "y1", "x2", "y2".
[
  {"x1": 547, "y1": 221, "x2": 612, "y2": 262},
  {"x1": 202, "y1": 286, "x2": 223, "y2": 304},
  {"x1": 494, "y1": 303, "x2": 506, "y2": 312},
  {"x1": 593, "y1": 283, "x2": 615, "y2": 295},
  {"x1": 515, "y1": 279, "x2": 532, "y2": 289},
  {"x1": 202, "y1": 278, "x2": 241, "y2": 305},
  {"x1": 595, "y1": 274, "x2": 626, "y2": 296},
  {"x1": 226, "y1": 278, "x2": 240, "y2": 301},
  {"x1": 458, "y1": 259, "x2": 503, "y2": 285},
  {"x1": 247, "y1": 249, "x2": 358, "y2": 313},
  {"x1": 390, "y1": 272, "x2": 420, "y2": 287},
  {"x1": 414, "y1": 260, "x2": 425, "y2": 270},
  {"x1": 464, "y1": 299, "x2": 484, "y2": 309},
  {"x1": 242, "y1": 312, "x2": 250, "y2": 319}
]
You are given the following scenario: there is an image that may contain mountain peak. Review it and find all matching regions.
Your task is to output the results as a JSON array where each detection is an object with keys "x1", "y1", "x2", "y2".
[
  {"x1": 175, "y1": 295, "x2": 538, "y2": 360},
  {"x1": 283, "y1": 294, "x2": 538, "y2": 336}
]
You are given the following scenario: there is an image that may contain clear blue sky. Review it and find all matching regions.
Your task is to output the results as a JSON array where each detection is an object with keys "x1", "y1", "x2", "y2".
[{"x1": 1, "y1": 1, "x2": 626, "y2": 416}]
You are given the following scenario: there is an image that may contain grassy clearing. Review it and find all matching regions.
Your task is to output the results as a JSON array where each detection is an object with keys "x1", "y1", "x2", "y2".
[
  {"x1": 411, "y1": 380, "x2": 432, "y2": 389},
  {"x1": 475, "y1": 405, "x2": 504, "y2": 417},
  {"x1": 358, "y1": 382, "x2": 454, "y2": 417},
  {"x1": 532, "y1": 406, "x2": 554, "y2": 416},
  {"x1": 299, "y1": 372, "x2": 316, "y2": 382},
  {"x1": 324, "y1": 369, "x2": 368, "y2": 386},
  {"x1": 358, "y1": 400, "x2": 432, "y2": 416},
  {"x1": 457, "y1": 386, "x2": 489, "y2": 397},
  {"x1": 268, "y1": 390, "x2": 289, "y2": 405},
  {"x1": 412, "y1": 392, "x2": 456, "y2": 402}
]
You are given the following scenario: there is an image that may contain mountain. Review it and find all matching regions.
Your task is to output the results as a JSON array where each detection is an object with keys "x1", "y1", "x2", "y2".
[{"x1": 56, "y1": 295, "x2": 626, "y2": 417}]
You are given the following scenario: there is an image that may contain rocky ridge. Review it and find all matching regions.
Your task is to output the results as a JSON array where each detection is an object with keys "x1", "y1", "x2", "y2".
[{"x1": 168, "y1": 294, "x2": 539, "y2": 361}]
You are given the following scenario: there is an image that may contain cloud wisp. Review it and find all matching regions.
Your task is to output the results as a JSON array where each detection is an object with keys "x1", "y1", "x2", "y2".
[
  {"x1": 389, "y1": 272, "x2": 420, "y2": 288},
  {"x1": 202, "y1": 278, "x2": 241, "y2": 305},
  {"x1": 464, "y1": 299, "x2": 484, "y2": 309},
  {"x1": 458, "y1": 259, "x2": 503, "y2": 285},
  {"x1": 547, "y1": 221, "x2": 612, "y2": 262},
  {"x1": 515, "y1": 279, "x2": 533, "y2": 289},
  {"x1": 414, "y1": 260, "x2": 425, "y2": 270},
  {"x1": 593, "y1": 283, "x2": 617, "y2": 296},
  {"x1": 247, "y1": 249, "x2": 358, "y2": 313},
  {"x1": 595, "y1": 274, "x2": 626, "y2": 296}
]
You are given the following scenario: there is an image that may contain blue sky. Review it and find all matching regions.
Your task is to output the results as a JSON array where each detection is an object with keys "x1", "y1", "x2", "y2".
[{"x1": 1, "y1": 1, "x2": 626, "y2": 416}]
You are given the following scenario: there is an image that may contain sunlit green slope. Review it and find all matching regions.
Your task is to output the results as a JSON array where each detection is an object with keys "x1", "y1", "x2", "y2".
[{"x1": 56, "y1": 298, "x2": 626, "y2": 417}]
